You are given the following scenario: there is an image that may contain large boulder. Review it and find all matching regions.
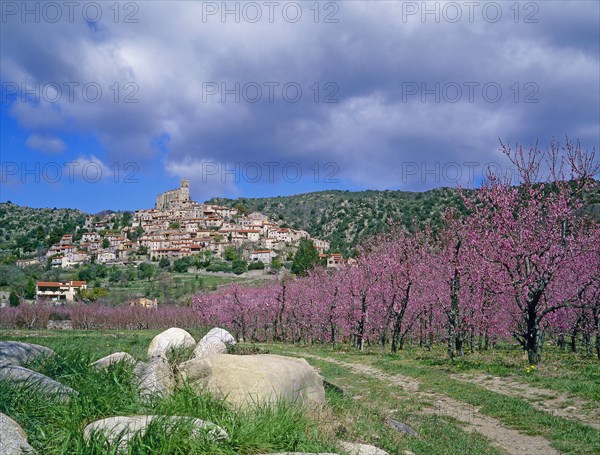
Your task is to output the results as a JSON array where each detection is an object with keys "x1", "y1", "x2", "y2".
[
  {"x1": 91, "y1": 352, "x2": 136, "y2": 370},
  {"x1": 147, "y1": 328, "x2": 195, "y2": 358},
  {"x1": 179, "y1": 354, "x2": 325, "y2": 408},
  {"x1": 193, "y1": 339, "x2": 227, "y2": 358},
  {"x1": 83, "y1": 415, "x2": 228, "y2": 451},
  {"x1": 0, "y1": 341, "x2": 54, "y2": 367},
  {"x1": 133, "y1": 357, "x2": 175, "y2": 397},
  {"x1": 0, "y1": 413, "x2": 37, "y2": 454},
  {"x1": 0, "y1": 364, "x2": 77, "y2": 402},
  {"x1": 199, "y1": 327, "x2": 236, "y2": 345},
  {"x1": 193, "y1": 327, "x2": 235, "y2": 358}
]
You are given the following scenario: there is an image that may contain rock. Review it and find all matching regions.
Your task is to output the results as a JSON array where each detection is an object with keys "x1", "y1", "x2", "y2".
[
  {"x1": 0, "y1": 413, "x2": 37, "y2": 454},
  {"x1": 258, "y1": 453, "x2": 338, "y2": 455},
  {"x1": 83, "y1": 415, "x2": 227, "y2": 451},
  {"x1": 193, "y1": 327, "x2": 237, "y2": 358},
  {"x1": 0, "y1": 341, "x2": 54, "y2": 367},
  {"x1": 133, "y1": 357, "x2": 175, "y2": 397},
  {"x1": 340, "y1": 441, "x2": 389, "y2": 455},
  {"x1": 0, "y1": 364, "x2": 77, "y2": 401},
  {"x1": 193, "y1": 339, "x2": 227, "y2": 358},
  {"x1": 147, "y1": 328, "x2": 196, "y2": 358},
  {"x1": 90, "y1": 352, "x2": 136, "y2": 370},
  {"x1": 199, "y1": 327, "x2": 236, "y2": 345},
  {"x1": 179, "y1": 354, "x2": 325, "y2": 408},
  {"x1": 323, "y1": 379, "x2": 345, "y2": 395},
  {"x1": 385, "y1": 419, "x2": 417, "y2": 437}
]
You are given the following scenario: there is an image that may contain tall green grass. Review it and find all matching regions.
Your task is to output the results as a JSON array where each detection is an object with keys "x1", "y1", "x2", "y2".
[{"x1": 1, "y1": 347, "x2": 337, "y2": 454}]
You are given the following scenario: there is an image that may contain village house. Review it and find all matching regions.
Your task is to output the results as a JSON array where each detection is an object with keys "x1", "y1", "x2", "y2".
[
  {"x1": 97, "y1": 250, "x2": 117, "y2": 263},
  {"x1": 250, "y1": 249, "x2": 275, "y2": 263},
  {"x1": 50, "y1": 256, "x2": 64, "y2": 267},
  {"x1": 16, "y1": 258, "x2": 41, "y2": 268},
  {"x1": 128, "y1": 297, "x2": 158, "y2": 308},
  {"x1": 61, "y1": 251, "x2": 91, "y2": 268},
  {"x1": 59, "y1": 234, "x2": 73, "y2": 245},
  {"x1": 313, "y1": 238, "x2": 331, "y2": 251},
  {"x1": 81, "y1": 232, "x2": 100, "y2": 242},
  {"x1": 36, "y1": 280, "x2": 87, "y2": 302},
  {"x1": 324, "y1": 253, "x2": 356, "y2": 269}
]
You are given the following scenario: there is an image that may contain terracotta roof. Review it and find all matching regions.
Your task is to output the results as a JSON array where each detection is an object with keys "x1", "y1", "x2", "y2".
[
  {"x1": 37, "y1": 280, "x2": 86, "y2": 288},
  {"x1": 37, "y1": 282, "x2": 63, "y2": 287}
]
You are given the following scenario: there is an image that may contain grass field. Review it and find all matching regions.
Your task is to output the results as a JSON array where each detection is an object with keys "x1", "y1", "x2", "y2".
[
  {"x1": 1, "y1": 330, "x2": 599, "y2": 454},
  {"x1": 101, "y1": 272, "x2": 254, "y2": 305}
]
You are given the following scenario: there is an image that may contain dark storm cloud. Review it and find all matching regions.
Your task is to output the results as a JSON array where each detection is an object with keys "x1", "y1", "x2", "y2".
[{"x1": 1, "y1": 1, "x2": 598, "y2": 195}]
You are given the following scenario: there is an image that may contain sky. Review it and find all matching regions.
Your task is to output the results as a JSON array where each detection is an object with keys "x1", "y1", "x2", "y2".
[{"x1": 1, "y1": 0, "x2": 599, "y2": 213}]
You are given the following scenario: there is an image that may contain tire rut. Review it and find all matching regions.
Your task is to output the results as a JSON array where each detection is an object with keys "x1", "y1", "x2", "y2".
[
  {"x1": 450, "y1": 373, "x2": 600, "y2": 430},
  {"x1": 293, "y1": 352, "x2": 559, "y2": 455}
]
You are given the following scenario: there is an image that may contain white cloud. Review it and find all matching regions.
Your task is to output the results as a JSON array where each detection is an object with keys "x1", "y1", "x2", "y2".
[
  {"x1": 25, "y1": 134, "x2": 67, "y2": 154},
  {"x1": 71, "y1": 155, "x2": 112, "y2": 182}
]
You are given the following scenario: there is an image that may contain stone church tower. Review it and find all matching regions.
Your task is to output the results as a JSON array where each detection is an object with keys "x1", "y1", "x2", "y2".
[{"x1": 155, "y1": 179, "x2": 191, "y2": 210}]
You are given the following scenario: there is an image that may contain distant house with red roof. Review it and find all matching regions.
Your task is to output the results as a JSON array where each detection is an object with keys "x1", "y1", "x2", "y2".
[{"x1": 36, "y1": 281, "x2": 87, "y2": 302}]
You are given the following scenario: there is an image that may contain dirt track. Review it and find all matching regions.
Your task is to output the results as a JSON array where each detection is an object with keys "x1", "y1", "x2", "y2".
[{"x1": 295, "y1": 353, "x2": 559, "y2": 455}]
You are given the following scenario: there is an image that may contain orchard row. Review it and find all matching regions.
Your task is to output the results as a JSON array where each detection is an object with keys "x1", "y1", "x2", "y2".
[{"x1": 194, "y1": 140, "x2": 600, "y2": 364}]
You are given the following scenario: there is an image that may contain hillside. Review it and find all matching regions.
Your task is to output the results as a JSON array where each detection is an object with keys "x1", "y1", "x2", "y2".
[
  {"x1": 0, "y1": 203, "x2": 87, "y2": 259},
  {"x1": 2, "y1": 183, "x2": 597, "y2": 260},
  {"x1": 207, "y1": 184, "x2": 600, "y2": 254},
  {"x1": 207, "y1": 188, "x2": 466, "y2": 253}
]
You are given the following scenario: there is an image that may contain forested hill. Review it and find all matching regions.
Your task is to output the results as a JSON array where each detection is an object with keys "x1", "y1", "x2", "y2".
[
  {"x1": 0, "y1": 203, "x2": 87, "y2": 257},
  {"x1": 207, "y1": 188, "x2": 465, "y2": 253},
  {"x1": 207, "y1": 185, "x2": 600, "y2": 254}
]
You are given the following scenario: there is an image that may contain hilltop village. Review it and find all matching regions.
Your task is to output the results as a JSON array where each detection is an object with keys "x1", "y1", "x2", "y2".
[{"x1": 34, "y1": 180, "x2": 340, "y2": 270}]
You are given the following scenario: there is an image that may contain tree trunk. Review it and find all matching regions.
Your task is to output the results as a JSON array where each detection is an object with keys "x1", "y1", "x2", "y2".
[
  {"x1": 594, "y1": 308, "x2": 600, "y2": 359},
  {"x1": 447, "y1": 323, "x2": 455, "y2": 359},
  {"x1": 557, "y1": 334, "x2": 566, "y2": 350},
  {"x1": 525, "y1": 316, "x2": 543, "y2": 365},
  {"x1": 470, "y1": 328, "x2": 475, "y2": 354},
  {"x1": 570, "y1": 334, "x2": 577, "y2": 353},
  {"x1": 570, "y1": 317, "x2": 580, "y2": 353},
  {"x1": 355, "y1": 294, "x2": 368, "y2": 351},
  {"x1": 456, "y1": 335, "x2": 464, "y2": 357}
]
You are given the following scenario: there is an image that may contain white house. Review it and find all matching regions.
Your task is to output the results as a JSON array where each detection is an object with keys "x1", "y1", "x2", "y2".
[
  {"x1": 250, "y1": 249, "x2": 275, "y2": 263},
  {"x1": 36, "y1": 281, "x2": 87, "y2": 302}
]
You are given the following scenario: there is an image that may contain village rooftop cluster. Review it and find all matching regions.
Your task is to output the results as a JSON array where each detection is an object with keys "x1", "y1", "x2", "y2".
[{"x1": 17, "y1": 180, "x2": 349, "y2": 272}]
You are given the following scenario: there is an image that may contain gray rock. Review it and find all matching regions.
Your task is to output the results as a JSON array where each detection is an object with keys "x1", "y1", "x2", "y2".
[
  {"x1": 385, "y1": 419, "x2": 418, "y2": 436},
  {"x1": 193, "y1": 339, "x2": 227, "y2": 358},
  {"x1": 147, "y1": 328, "x2": 196, "y2": 358},
  {"x1": 83, "y1": 415, "x2": 228, "y2": 451},
  {"x1": 0, "y1": 364, "x2": 77, "y2": 401},
  {"x1": 0, "y1": 341, "x2": 54, "y2": 367},
  {"x1": 340, "y1": 441, "x2": 389, "y2": 455},
  {"x1": 179, "y1": 354, "x2": 325, "y2": 408},
  {"x1": 90, "y1": 352, "x2": 136, "y2": 370},
  {"x1": 0, "y1": 413, "x2": 37, "y2": 454},
  {"x1": 323, "y1": 379, "x2": 345, "y2": 395},
  {"x1": 198, "y1": 327, "x2": 236, "y2": 345},
  {"x1": 133, "y1": 357, "x2": 175, "y2": 397},
  {"x1": 258, "y1": 453, "x2": 338, "y2": 455}
]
